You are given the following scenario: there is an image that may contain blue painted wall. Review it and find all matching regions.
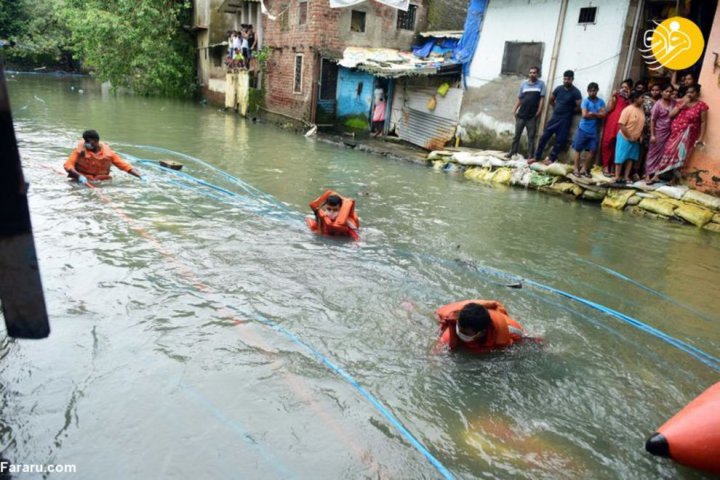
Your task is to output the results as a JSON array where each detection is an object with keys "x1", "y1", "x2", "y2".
[{"x1": 336, "y1": 68, "x2": 375, "y2": 119}]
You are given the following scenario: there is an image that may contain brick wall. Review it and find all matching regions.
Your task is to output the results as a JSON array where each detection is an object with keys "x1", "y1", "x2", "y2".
[
  {"x1": 262, "y1": 0, "x2": 428, "y2": 122},
  {"x1": 426, "y1": 0, "x2": 467, "y2": 31}
]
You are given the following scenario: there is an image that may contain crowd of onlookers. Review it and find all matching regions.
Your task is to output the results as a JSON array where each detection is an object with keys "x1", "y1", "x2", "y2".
[
  {"x1": 508, "y1": 68, "x2": 708, "y2": 186},
  {"x1": 225, "y1": 25, "x2": 257, "y2": 70}
]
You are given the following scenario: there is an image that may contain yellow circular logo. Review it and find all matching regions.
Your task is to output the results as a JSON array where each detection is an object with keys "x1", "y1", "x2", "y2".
[{"x1": 650, "y1": 17, "x2": 705, "y2": 70}]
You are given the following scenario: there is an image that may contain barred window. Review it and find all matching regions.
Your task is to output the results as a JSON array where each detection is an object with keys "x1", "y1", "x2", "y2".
[
  {"x1": 397, "y1": 4, "x2": 417, "y2": 31},
  {"x1": 294, "y1": 54, "x2": 303, "y2": 94},
  {"x1": 578, "y1": 7, "x2": 597, "y2": 25}
]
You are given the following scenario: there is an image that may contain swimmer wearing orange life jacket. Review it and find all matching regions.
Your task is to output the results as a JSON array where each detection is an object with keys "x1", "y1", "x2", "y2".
[
  {"x1": 306, "y1": 190, "x2": 359, "y2": 240},
  {"x1": 64, "y1": 129, "x2": 141, "y2": 184},
  {"x1": 434, "y1": 300, "x2": 537, "y2": 353}
]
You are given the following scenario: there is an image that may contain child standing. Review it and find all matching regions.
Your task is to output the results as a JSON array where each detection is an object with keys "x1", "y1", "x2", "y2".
[{"x1": 614, "y1": 91, "x2": 646, "y2": 184}]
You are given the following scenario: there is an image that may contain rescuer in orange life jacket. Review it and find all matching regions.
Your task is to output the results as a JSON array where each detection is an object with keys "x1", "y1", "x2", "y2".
[
  {"x1": 64, "y1": 130, "x2": 142, "y2": 184},
  {"x1": 434, "y1": 300, "x2": 539, "y2": 353},
  {"x1": 306, "y1": 191, "x2": 360, "y2": 240}
]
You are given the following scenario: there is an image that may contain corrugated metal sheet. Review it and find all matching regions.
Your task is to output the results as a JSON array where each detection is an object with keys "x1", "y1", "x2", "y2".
[
  {"x1": 397, "y1": 86, "x2": 463, "y2": 150},
  {"x1": 398, "y1": 109, "x2": 457, "y2": 151}
]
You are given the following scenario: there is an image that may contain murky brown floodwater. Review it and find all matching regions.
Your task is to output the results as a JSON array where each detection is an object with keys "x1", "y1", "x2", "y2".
[{"x1": 2, "y1": 74, "x2": 718, "y2": 479}]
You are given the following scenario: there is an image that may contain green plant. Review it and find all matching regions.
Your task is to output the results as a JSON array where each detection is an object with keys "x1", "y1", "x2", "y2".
[{"x1": 254, "y1": 46, "x2": 271, "y2": 71}]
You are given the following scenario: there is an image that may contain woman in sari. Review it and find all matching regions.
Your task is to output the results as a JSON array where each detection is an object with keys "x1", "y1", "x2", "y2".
[
  {"x1": 600, "y1": 79, "x2": 633, "y2": 175},
  {"x1": 650, "y1": 85, "x2": 708, "y2": 184},
  {"x1": 645, "y1": 84, "x2": 676, "y2": 181}
]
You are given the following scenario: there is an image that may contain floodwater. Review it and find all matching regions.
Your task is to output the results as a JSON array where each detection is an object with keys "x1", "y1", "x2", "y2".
[{"x1": 2, "y1": 74, "x2": 719, "y2": 479}]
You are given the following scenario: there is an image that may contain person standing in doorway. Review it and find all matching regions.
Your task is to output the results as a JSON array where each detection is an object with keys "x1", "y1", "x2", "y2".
[
  {"x1": 506, "y1": 66, "x2": 546, "y2": 160},
  {"x1": 531, "y1": 70, "x2": 582, "y2": 165},
  {"x1": 372, "y1": 90, "x2": 387, "y2": 137}
]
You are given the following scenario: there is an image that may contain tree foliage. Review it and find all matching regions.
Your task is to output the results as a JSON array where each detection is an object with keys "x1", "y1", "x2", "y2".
[
  {"x1": 59, "y1": 0, "x2": 196, "y2": 97},
  {"x1": 1, "y1": 0, "x2": 73, "y2": 68},
  {"x1": 1, "y1": 0, "x2": 197, "y2": 98}
]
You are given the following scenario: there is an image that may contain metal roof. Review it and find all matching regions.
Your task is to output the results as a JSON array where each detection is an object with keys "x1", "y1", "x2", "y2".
[
  {"x1": 337, "y1": 47, "x2": 461, "y2": 78},
  {"x1": 419, "y1": 30, "x2": 464, "y2": 39}
]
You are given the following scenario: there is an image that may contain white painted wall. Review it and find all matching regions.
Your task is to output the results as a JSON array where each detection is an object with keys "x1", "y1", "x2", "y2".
[
  {"x1": 467, "y1": 0, "x2": 631, "y2": 99},
  {"x1": 467, "y1": 1, "x2": 559, "y2": 88}
]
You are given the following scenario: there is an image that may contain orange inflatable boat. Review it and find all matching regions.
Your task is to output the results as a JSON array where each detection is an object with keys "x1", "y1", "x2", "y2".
[{"x1": 645, "y1": 382, "x2": 720, "y2": 474}]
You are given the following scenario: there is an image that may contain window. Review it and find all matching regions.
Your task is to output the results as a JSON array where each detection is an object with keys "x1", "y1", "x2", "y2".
[
  {"x1": 396, "y1": 4, "x2": 418, "y2": 31},
  {"x1": 578, "y1": 7, "x2": 597, "y2": 24},
  {"x1": 294, "y1": 54, "x2": 303, "y2": 94},
  {"x1": 351, "y1": 10, "x2": 366, "y2": 33},
  {"x1": 299, "y1": 1, "x2": 307, "y2": 25},
  {"x1": 501, "y1": 42, "x2": 544, "y2": 76},
  {"x1": 280, "y1": 8, "x2": 289, "y2": 31}
]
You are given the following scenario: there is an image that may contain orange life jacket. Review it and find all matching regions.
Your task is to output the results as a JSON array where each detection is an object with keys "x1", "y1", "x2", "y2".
[
  {"x1": 72, "y1": 140, "x2": 114, "y2": 180},
  {"x1": 306, "y1": 190, "x2": 360, "y2": 240},
  {"x1": 435, "y1": 299, "x2": 525, "y2": 353}
]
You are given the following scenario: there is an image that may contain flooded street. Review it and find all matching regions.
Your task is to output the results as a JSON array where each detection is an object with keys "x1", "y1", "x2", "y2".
[{"x1": 2, "y1": 74, "x2": 719, "y2": 479}]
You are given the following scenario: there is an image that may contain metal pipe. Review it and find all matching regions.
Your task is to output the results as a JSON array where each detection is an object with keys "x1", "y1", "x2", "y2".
[
  {"x1": 622, "y1": 0, "x2": 645, "y2": 80},
  {"x1": 539, "y1": 0, "x2": 570, "y2": 132}
]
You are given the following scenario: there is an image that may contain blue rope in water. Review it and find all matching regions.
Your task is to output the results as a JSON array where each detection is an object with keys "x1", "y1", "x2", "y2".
[
  {"x1": 125, "y1": 145, "x2": 291, "y2": 212},
  {"x1": 574, "y1": 257, "x2": 716, "y2": 323},
  {"x1": 121, "y1": 155, "x2": 456, "y2": 478},
  {"x1": 243, "y1": 310, "x2": 455, "y2": 480},
  {"x1": 130, "y1": 150, "x2": 720, "y2": 373}
]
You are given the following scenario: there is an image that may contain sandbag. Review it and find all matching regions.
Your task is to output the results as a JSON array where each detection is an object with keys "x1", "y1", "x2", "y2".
[
  {"x1": 453, "y1": 152, "x2": 492, "y2": 166},
  {"x1": 714, "y1": 214, "x2": 720, "y2": 224},
  {"x1": 703, "y1": 223, "x2": 720, "y2": 233},
  {"x1": 656, "y1": 185, "x2": 689, "y2": 200},
  {"x1": 661, "y1": 198, "x2": 684, "y2": 208},
  {"x1": 511, "y1": 167, "x2": 532, "y2": 187},
  {"x1": 432, "y1": 160, "x2": 446, "y2": 170},
  {"x1": 491, "y1": 168, "x2": 513, "y2": 185},
  {"x1": 545, "y1": 162, "x2": 574, "y2": 177},
  {"x1": 627, "y1": 206, "x2": 666, "y2": 220},
  {"x1": 551, "y1": 182, "x2": 577, "y2": 194},
  {"x1": 506, "y1": 159, "x2": 529, "y2": 169},
  {"x1": 464, "y1": 167, "x2": 479, "y2": 180},
  {"x1": 572, "y1": 186, "x2": 584, "y2": 197},
  {"x1": 582, "y1": 189, "x2": 606, "y2": 201},
  {"x1": 674, "y1": 204, "x2": 714, "y2": 227},
  {"x1": 487, "y1": 157, "x2": 508, "y2": 168},
  {"x1": 638, "y1": 198, "x2": 676, "y2": 217},
  {"x1": 428, "y1": 150, "x2": 454, "y2": 160},
  {"x1": 590, "y1": 168, "x2": 613, "y2": 185},
  {"x1": 627, "y1": 195, "x2": 641, "y2": 206},
  {"x1": 602, "y1": 188, "x2": 635, "y2": 210},
  {"x1": 682, "y1": 190, "x2": 720, "y2": 211},
  {"x1": 529, "y1": 173, "x2": 555, "y2": 188},
  {"x1": 530, "y1": 163, "x2": 549, "y2": 173}
]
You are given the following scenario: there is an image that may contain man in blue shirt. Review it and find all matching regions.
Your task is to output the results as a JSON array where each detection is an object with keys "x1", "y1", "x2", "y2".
[
  {"x1": 531, "y1": 70, "x2": 582, "y2": 165},
  {"x1": 572, "y1": 82, "x2": 606, "y2": 177},
  {"x1": 506, "y1": 66, "x2": 546, "y2": 159}
]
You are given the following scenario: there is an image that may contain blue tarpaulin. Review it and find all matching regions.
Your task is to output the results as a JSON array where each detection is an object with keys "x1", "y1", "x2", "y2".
[
  {"x1": 453, "y1": 0, "x2": 488, "y2": 87},
  {"x1": 413, "y1": 38, "x2": 459, "y2": 59}
]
